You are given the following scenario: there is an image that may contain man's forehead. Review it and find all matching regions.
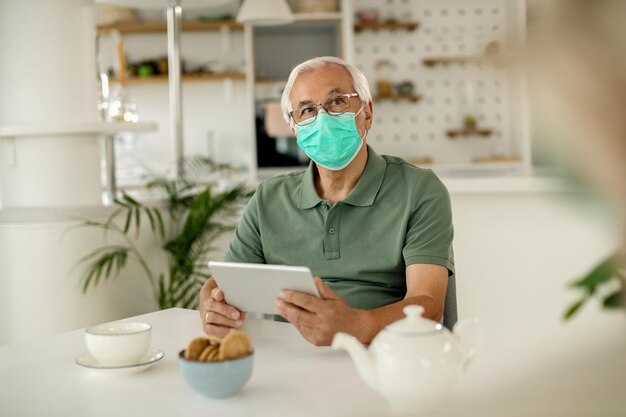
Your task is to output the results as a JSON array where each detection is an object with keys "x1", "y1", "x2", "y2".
[
  {"x1": 294, "y1": 87, "x2": 348, "y2": 105},
  {"x1": 290, "y1": 65, "x2": 354, "y2": 105}
]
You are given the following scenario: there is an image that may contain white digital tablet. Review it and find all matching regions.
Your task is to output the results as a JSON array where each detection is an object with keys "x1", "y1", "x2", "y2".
[{"x1": 208, "y1": 261, "x2": 320, "y2": 315}]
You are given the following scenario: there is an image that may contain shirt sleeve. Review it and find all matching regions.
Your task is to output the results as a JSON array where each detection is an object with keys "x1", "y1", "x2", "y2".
[
  {"x1": 223, "y1": 188, "x2": 266, "y2": 264},
  {"x1": 402, "y1": 170, "x2": 455, "y2": 275}
]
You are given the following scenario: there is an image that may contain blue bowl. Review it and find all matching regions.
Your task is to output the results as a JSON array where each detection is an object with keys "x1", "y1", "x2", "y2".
[{"x1": 178, "y1": 350, "x2": 254, "y2": 398}]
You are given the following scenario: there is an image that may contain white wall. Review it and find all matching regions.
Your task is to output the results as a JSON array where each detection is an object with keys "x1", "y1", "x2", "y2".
[
  {"x1": 0, "y1": 0, "x2": 98, "y2": 125},
  {"x1": 448, "y1": 187, "x2": 625, "y2": 416},
  {"x1": 450, "y1": 189, "x2": 620, "y2": 348},
  {"x1": 0, "y1": 216, "x2": 163, "y2": 346}
]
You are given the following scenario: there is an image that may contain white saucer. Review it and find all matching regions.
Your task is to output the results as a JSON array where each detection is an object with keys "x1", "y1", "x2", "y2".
[{"x1": 75, "y1": 348, "x2": 164, "y2": 376}]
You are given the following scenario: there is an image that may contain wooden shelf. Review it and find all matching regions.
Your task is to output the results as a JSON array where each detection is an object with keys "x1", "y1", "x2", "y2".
[
  {"x1": 423, "y1": 56, "x2": 483, "y2": 67},
  {"x1": 409, "y1": 157, "x2": 434, "y2": 166},
  {"x1": 354, "y1": 21, "x2": 419, "y2": 33},
  {"x1": 374, "y1": 94, "x2": 422, "y2": 103},
  {"x1": 447, "y1": 128, "x2": 495, "y2": 138},
  {"x1": 111, "y1": 72, "x2": 246, "y2": 85},
  {"x1": 472, "y1": 156, "x2": 521, "y2": 164},
  {"x1": 97, "y1": 20, "x2": 242, "y2": 35}
]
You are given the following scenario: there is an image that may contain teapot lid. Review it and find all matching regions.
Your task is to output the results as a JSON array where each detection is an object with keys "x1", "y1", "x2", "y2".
[{"x1": 385, "y1": 305, "x2": 443, "y2": 335}]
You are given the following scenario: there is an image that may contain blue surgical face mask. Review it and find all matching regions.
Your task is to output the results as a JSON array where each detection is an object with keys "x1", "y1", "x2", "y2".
[{"x1": 295, "y1": 107, "x2": 367, "y2": 171}]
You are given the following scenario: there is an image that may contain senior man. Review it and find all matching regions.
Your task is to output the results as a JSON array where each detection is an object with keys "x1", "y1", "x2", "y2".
[{"x1": 199, "y1": 56, "x2": 454, "y2": 346}]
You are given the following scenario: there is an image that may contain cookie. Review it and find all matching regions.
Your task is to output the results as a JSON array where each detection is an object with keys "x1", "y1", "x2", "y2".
[
  {"x1": 206, "y1": 347, "x2": 220, "y2": 362},
  {"x1": 185, "y1": 337, "x2": 210, "y2": 361},
  {"x1": 219, "y1": 331, "x2": 252, "y2": 361},
  {"x1": 198, "y1": 345, "x2": 219, "y2": 362}
]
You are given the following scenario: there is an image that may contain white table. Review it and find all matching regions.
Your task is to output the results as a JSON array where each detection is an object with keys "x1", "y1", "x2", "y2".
[{"x1": 1, "y1": 308, "x2": 625, "y2": 417}]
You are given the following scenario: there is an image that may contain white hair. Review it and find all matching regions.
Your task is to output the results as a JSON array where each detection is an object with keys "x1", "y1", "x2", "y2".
[{"x1": 280, "y1": 56, "x2": 372, "y2": 125}]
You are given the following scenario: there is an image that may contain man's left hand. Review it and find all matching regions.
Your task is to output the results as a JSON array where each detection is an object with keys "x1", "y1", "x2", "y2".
[{"x1": 275, "y1": 277, "x2": 368, "y2": 346}]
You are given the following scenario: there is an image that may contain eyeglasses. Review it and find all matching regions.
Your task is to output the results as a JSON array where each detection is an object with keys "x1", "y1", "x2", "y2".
[{"x1": 289, "y1": 93, "x2": 359, "y2": 126}]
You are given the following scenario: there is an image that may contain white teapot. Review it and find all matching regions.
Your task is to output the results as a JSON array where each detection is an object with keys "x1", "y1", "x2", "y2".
[{"x1": 332, "y1": 305, "x2": 481, "y2": 415}]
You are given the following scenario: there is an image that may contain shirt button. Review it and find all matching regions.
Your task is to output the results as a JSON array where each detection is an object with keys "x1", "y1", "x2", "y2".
[
  {"x1": 328, "y1": 228, "x2": 336, "y2": 235},
  {"x1": 322, "y1": 203, "x2": 329, "y2": 210}
]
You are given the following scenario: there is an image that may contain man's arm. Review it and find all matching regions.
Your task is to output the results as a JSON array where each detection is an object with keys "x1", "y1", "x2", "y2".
[
  {"x1": 357, "y1": 263, "x2": 448, "y2": 343},
  {"x1": 276, "y1": 263, "x2": 448, "y2": 346}
]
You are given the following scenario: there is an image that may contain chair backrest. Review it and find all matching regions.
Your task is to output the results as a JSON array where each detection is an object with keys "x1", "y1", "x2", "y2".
[{"x1": 443, "y1": 274, "x2": 458, "y2": 331}]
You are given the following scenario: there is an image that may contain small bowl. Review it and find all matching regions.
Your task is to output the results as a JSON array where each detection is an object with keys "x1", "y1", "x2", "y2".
[
  {"x1": 357, "y1": 9, "x2": 380, "y2": 23},
  {"x1": 178, "y1": 350, "x2": 254, "y2": 398},
  {"x1": 85, "y1": 322, "x2": 151, "y2": 367}
]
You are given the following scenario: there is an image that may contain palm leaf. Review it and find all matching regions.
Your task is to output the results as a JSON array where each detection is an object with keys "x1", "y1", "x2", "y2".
[
  {"x1": 134, "y1": 206, "x2": 141, "y2": 237},
  {"x1": 170, "y1": 278, "x2": 199, "y2": 306},
  {"x1": 564, "y1": 252, "x2": 624, "y2": 320},
  {"x1": 77, "y1": 245, "x2": 128, "y2": 263},
  {"x1": 563, "y1": 298, "x2": 585, "y2": 320},
  {"x1": 570, "y1": 253, "x2": 619, "y2": 294},
  {"x1": 113, "y1": 198, "x2": 131, "y2": 208},
  {"x1": 192, "y1": 271, "x2": 212, "y2": 280},
  {"x1": 123, "y1": 207, "x2": 133, "y2": 234},
  {"x1": 153, "y1": 208, "x2": 166, "y2": 239},
  {"x1": 157, "y1": 273, "x2": 168, "y2": 309},
  {"x1": 603, "y1": 290, "x2": 623, "y2": 308},
  {"x1": 181, "y1": 287, "x2": 200, "y2": 309},
  {"x1": 64, "y1": 219, "x2": 110, "y2": 236},
  {"x1": 144, "y1": 207, "x2": 156, "y2": 233},
  {"x1": 80, "y1": 247, "x2": 129, "y2": 293},
  {"x1": 122, "y1": 193, "x2": 141, "y2": 207}
]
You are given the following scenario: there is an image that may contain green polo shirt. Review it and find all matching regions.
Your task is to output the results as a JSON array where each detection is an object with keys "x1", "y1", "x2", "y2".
[{"x1": 224, "y1": 145, "x2": 454, "y2": 310}]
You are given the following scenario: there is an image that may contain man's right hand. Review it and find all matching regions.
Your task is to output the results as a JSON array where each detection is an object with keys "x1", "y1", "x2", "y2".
[{"x1": 199, "y1": 278, "x2": 246, "y2": 339}]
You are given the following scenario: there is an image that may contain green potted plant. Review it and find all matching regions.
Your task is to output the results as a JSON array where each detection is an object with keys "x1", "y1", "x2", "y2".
[
  {"x1": 564, "y1": 251, "x2": 625, "y2": 319},
  {"x1": 72, "y1": 158, "x2": 252, "y2": 309}
]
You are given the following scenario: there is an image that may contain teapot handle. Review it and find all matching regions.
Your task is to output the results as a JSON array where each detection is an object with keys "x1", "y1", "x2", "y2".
[{"x1": 453, "y1": 319, "x2": 482, "y2": 370}]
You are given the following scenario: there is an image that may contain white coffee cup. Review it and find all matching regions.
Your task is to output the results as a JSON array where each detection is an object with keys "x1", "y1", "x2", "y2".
[{"x1": 85, "y1": 322, "x2": 152, "y2": 366}]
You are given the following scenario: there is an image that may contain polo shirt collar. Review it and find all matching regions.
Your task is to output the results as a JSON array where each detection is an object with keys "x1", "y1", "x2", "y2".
[
  {"x1": 297, "y1": 145, "x2": 386, "y2": 209},
  {"x1": 298, "y1": 162, "x2": 323, "y2": 209}
]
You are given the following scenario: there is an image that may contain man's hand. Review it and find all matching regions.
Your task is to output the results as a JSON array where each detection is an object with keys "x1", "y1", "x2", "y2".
[
  {"x1": 275, "y1": 277, "x2": 369, "y2": 346},
  {"x1": 199, "y1": 278, "x2": 246, "y2": 339}
]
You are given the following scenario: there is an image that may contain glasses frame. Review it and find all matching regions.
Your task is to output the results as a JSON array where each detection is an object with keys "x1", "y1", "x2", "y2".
[{"x1": 289, "y1": 92, "x2": 360, "y2": 126}]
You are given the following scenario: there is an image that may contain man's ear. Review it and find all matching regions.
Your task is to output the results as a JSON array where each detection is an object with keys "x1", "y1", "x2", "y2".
[{"x1": 364, "y1": 100, "x2": 374, "y2": 131}]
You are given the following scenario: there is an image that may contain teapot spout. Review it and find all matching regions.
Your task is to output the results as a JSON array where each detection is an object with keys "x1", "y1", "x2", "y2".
[
  {"x1": 453, "y1": 318, "x2": 482, "y2": 370},
  {"x1": 332, "y1": 332, "x2": 378, "y2": 391}
]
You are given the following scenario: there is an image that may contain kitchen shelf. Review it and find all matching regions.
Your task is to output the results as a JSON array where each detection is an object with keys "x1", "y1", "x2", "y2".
[
  {"x1": 446, "y1": 128, "x2": 495, "y2": 138},
  {"x1": 472, "y1": 156, "x2": 521, "y2": 164},
  {"x1": 97, "y1": 20, "x2": 242, "y2": 35},
  {"x1": 423, "y1": 55, "x2": 483, "y2": 67},
  {"x1": 354, "y1": 21, "x2": 419, "y2": 33},
  {"x1": 374, "y1": 94, "x2": 422, "y2": 103},
  {"x1": 409, "y1": 157, "x2": 434, "y2": 166},
  {"x1": 110, "y1": 72, "x2": 246, "y2": 85}
]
